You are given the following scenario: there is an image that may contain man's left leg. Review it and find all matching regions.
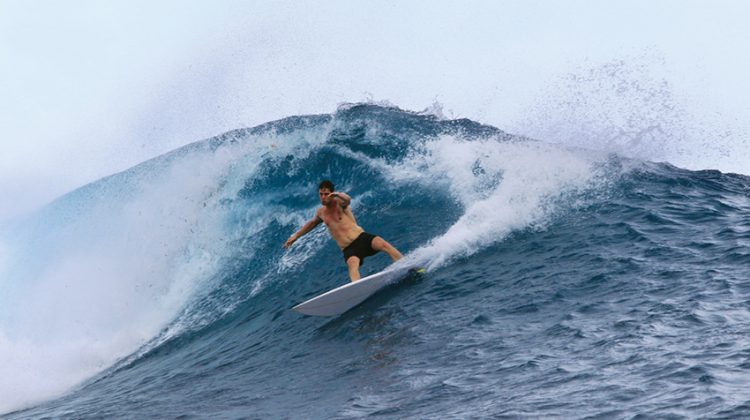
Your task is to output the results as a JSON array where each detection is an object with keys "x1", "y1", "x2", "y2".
[{"x1": 371, "y1": 236, "x2": 403, "y2": 261}]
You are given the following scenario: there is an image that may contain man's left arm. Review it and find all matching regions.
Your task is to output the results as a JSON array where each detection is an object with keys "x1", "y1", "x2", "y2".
[{"x1": 330, "y1": 192, "x2": 352, "y2": 208}]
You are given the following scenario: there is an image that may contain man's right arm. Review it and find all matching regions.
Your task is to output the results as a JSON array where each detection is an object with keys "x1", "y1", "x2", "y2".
[{"x1": 284, "y1": 213, "x2": 323, "y2": 248}]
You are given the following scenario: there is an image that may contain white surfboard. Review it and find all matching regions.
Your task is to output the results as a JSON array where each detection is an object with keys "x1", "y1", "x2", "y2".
[{"x1": 293, "y1": 263, "x2": 421, "y2": 316}]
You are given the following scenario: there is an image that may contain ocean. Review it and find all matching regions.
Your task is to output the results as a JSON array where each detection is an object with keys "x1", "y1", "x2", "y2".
[{"x1": 2, "y1": 104, "x2": 749, "y2": 418}]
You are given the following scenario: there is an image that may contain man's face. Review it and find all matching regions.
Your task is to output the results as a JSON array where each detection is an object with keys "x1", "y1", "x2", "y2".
[{"x1": 319, "y1": 188, "x2": 333, "y2": 205}]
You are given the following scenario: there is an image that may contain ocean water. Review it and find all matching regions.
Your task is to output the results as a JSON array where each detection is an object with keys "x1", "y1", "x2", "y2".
[{"x1": 1, "y1": 104, "x2": 750, "y2": 418}]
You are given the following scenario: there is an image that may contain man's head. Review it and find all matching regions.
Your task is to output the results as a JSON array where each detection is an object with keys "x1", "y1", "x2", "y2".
[{"x1": 318, "y1": 180, "x2": 335, "y2": 205}]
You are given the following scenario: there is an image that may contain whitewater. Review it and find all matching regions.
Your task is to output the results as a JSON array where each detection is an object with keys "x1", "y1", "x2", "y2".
[{"x1": 1, "y1": 104, "x2": 750, "y2": 418}]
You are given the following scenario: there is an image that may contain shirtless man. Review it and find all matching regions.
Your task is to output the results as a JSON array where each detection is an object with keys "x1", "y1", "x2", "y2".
[{"x1": 283, "y1": 180, "x2": 403, "y2": 281}]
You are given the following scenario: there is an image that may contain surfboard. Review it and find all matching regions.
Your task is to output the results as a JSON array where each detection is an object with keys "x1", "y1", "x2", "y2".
[{"x1": 292, "y1": 263, "x2": 422, "y2": 316}]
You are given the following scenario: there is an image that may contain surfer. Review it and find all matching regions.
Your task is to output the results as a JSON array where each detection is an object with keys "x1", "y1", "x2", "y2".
[{"x1": 284, "y1": 180, "x2": 403, "y2": 281}]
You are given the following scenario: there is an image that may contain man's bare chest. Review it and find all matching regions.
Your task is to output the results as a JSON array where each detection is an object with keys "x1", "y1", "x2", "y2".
[{"x1": 321, "y1": 208, "x2": 345, "y2": 225}]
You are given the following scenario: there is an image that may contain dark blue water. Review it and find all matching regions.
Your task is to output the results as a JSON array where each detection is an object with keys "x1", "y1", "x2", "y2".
[{"x1": 2, "y1": 104, "x2": 750, "y2": 418}]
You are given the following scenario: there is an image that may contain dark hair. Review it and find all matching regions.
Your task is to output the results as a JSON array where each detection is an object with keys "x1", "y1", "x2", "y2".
[{"x1": 318, "y1": 180, "x2": 335, "y2": 191}]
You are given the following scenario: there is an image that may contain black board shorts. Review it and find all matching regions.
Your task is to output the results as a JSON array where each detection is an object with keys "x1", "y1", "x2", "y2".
[{"x1": 342, "y1": 232, "x2": 378, "y2": 266}]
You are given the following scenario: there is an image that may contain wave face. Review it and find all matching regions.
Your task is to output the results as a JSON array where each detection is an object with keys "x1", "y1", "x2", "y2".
[{"x1": 2, "y1": 104, "x2": 750, "y2": 418}]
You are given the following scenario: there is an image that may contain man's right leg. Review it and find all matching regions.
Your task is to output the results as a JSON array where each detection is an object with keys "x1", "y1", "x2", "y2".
[{"x1": 346, "y1": 256, "x2": 362, "y2": 282}]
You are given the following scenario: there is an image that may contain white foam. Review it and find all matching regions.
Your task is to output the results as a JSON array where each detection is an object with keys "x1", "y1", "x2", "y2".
[
  {"x1": 0, "y1": 126, "x2": 332, "y2": 414},
  {"x1": 395, "y1": 135, "x2": 605, "y2": 269}
]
